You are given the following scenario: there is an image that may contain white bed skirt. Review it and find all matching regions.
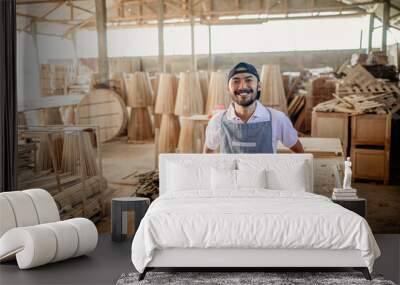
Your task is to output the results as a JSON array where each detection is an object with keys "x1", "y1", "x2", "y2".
[{"x1": 148, "y1": 248, "x2": 366, "y2": 268}]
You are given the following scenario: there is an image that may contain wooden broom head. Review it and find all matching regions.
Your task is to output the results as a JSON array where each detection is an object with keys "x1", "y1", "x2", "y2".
[
  {"x1": 155, "y1": 73, "x2": 178, "y2": 114},
  {"x1": 174, "y1": 71, "x2": 204, "y2": 116},
  {"x1": 205, "y1": 71, "x2": 231, "y2": 115},
  {"x1": 198, "y1": 71, "x2": 210, "y2": 106},
  {"x1": 158, "y1": 113, "x2": 180, "y2": 153},
  {"x1": 260, "y1": 64, "x2": 288, "y2": 114},
  {"x1": 177, "y1": 118, "x2": 195, "y2": 153},
  {"x1": 150, "y1": 73, "x2": 160, "y2": 107},
  {"x1": 128, "y1": 107, "x2": 154, "y2": 141},
  {"x1": 124, "y1": 72, "x2": 153, "y2": 108}
]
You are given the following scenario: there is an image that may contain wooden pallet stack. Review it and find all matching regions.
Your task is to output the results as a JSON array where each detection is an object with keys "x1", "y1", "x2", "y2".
[
  {"x1": 174, "y1": 72, "x2": 204, "y2": 153},
  {"x1": 124, "y1": 72, "x2": 154, "y2": 142},
  {"x1": 66, "y1": 63, "x2": 92, "y2": 95},
  {"x1": 17, "y1": 126, "x2": 109, "y2": 223},
  {"x1": 288, "y1": 92, "x2": 306, "y2": 132},
  {"x1": 312, "y1": 65, "x2": 399, "y2": 183},
  {"x1": 53, "y1": 65, "x2": 69, "y2": 96},
  {"x1": 304, "y1": 76, "x2": 337, "y2": 131},
  {"x1": 40, "y1": 64, "x2": 53, "y2": 96},
  {"x1": 260, "y1": 65, "x2": 288, "y2": 114},
  {"x1": 155, "y1": 73, "x2": 180, "y2": 153},
  {"x1": 41, "y1": 63, "x2": 93, "y2": 96}
]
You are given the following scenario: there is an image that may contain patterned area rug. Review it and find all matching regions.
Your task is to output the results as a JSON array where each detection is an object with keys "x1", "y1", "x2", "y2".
[{"x1": 116, "y1": 271, "x2": 395, "y2": 285}]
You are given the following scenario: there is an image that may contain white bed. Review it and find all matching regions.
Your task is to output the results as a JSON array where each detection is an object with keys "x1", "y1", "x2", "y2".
[{"x1": 131, "y1": 154, "x2": 380, "y2": 280}]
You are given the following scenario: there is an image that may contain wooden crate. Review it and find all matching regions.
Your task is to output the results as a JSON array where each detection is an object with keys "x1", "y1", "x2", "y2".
[
  {"x1": 311, "y1": 111, "x2": 349, "y2": 156},
  {"x1": 351, "y1": 113, "x2": 391, "y2": 147},
  {"x1": 351, "y1": 148, "x2": 389, "y2": 184}
]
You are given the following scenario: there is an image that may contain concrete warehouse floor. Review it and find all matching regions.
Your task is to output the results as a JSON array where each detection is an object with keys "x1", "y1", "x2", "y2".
[{"x1": 96, "y1": 139, "x2": 400, "y2": 235}]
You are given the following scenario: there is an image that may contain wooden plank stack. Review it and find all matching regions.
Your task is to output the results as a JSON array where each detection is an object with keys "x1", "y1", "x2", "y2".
[
  {"x1": 17, "y1": 127, "x2": 109, "y2": 223},
  {"x1": 260, "y1": 65, "x2": 288, "y2": 114},
  {"x1": 53, "y1": 175, "x2": 106, "y2": 221},
  {"x1": 288, "y1": 93, "x2": 306, "y2": 131},
  {"x1": 37, "y1": 133, "x2": 64, "y2": 171},
  {"x1": 61, "y1": 131, "x2": 99, "y2": 177},
  {"x1": 124, "y1": 72, "x2": 154, "y2": 142},
  {"x1": 205, "y1": 71, "x2": 230, "y2": 115},
  {"x1": 155, "y1": 73, "x2": 180, "y2": 153}
]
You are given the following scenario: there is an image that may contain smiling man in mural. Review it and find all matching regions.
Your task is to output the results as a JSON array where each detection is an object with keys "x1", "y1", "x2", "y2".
[{"x1": 204, "y1": 62, "x2": 304, "y2": 154}]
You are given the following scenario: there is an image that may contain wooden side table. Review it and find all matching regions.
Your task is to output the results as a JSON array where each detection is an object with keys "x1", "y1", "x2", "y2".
[
  {"x1": 332, "y1": 198, "x2": 366, "y2": 218},
  {"x1": 111, "y1": 197, "x2": 150, "y2": 242}
]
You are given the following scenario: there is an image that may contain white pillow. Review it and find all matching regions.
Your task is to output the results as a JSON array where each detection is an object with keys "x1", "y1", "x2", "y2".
[
  {"x1": 236, "y1": 169, "x2": 267, "y2": 189},
  {"x1": 211, "y1": 168, "x2": 236, "y2": 190},
  {"x1": 266, "y1": 161, "x2": 308, "y2": 191},
  {"x1": 167, "y1": 162, "x2": 209, "y2": 191},
  {"x1": 167, "y1": 161, "x2": 235, "y2": 192}
]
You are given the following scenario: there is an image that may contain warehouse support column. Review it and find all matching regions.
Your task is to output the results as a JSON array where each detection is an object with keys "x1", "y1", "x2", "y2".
[
  {"x1": 382, "y1": 0, "x2": 390, "y2": 53},
  {"x1": 208, "y1": 25, "x2": 213, "y2": 72},
  {"x1": 368, "y1": 13, "x2": 374, "y2": 53},
  {"x1": 157, "y1": 0, "x2": 165, "y2": 73},
  {"x1": 71, "y1": 31, "x2": 78, "y2": 61},
  {"x1": 95, "y1": 0, "x2": 109, "y2": 88},
  {"x1": 189, "y1": 0, "x2": 197, "y2": 71},
  {"x1": 31, "y1": 21, "x2": 41, "y2": 78}
]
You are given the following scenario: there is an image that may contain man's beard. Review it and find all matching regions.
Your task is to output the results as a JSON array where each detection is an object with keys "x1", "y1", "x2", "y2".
[{"x1": 231, "y1": 88, "x2": 257, "y2": 107}]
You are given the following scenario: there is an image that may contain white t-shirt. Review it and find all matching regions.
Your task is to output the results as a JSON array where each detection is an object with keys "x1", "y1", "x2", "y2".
[{"x1": 205, "y1": 101, "x2": 298, "y2": 153}]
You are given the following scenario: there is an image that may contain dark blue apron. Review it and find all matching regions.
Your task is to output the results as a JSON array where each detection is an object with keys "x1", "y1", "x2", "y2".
[{"x1": 219, "y1": 106, "x2": 274, "y2": 153}]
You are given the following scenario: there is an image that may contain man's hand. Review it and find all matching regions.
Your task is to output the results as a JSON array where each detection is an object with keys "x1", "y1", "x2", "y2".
[
  {"x1": 290, "y1": 140, "x2": 304, "y2": 153},
  {"x1": 203, "y1": 146, "x2": 216, "y2": 153}
]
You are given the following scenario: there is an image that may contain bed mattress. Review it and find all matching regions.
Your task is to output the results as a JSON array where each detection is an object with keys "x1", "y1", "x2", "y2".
[{"x1": 131, "y1": 190, "x2": 380, "y2": 273}]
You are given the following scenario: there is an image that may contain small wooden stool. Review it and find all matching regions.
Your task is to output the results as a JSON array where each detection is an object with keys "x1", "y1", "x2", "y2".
[{"x1": 111, "y1": 197, "x2": 150, "y2": 242}]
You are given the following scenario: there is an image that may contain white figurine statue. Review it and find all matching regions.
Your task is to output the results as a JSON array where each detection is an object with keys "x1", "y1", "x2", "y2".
[{"x1": 343, "y1": 157, "x2": 352, "y2": 190}]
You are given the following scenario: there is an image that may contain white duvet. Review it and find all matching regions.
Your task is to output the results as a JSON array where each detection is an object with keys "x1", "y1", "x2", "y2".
[{"x1": 131, "y1": 190, "x2": 380, "y2": 273}]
